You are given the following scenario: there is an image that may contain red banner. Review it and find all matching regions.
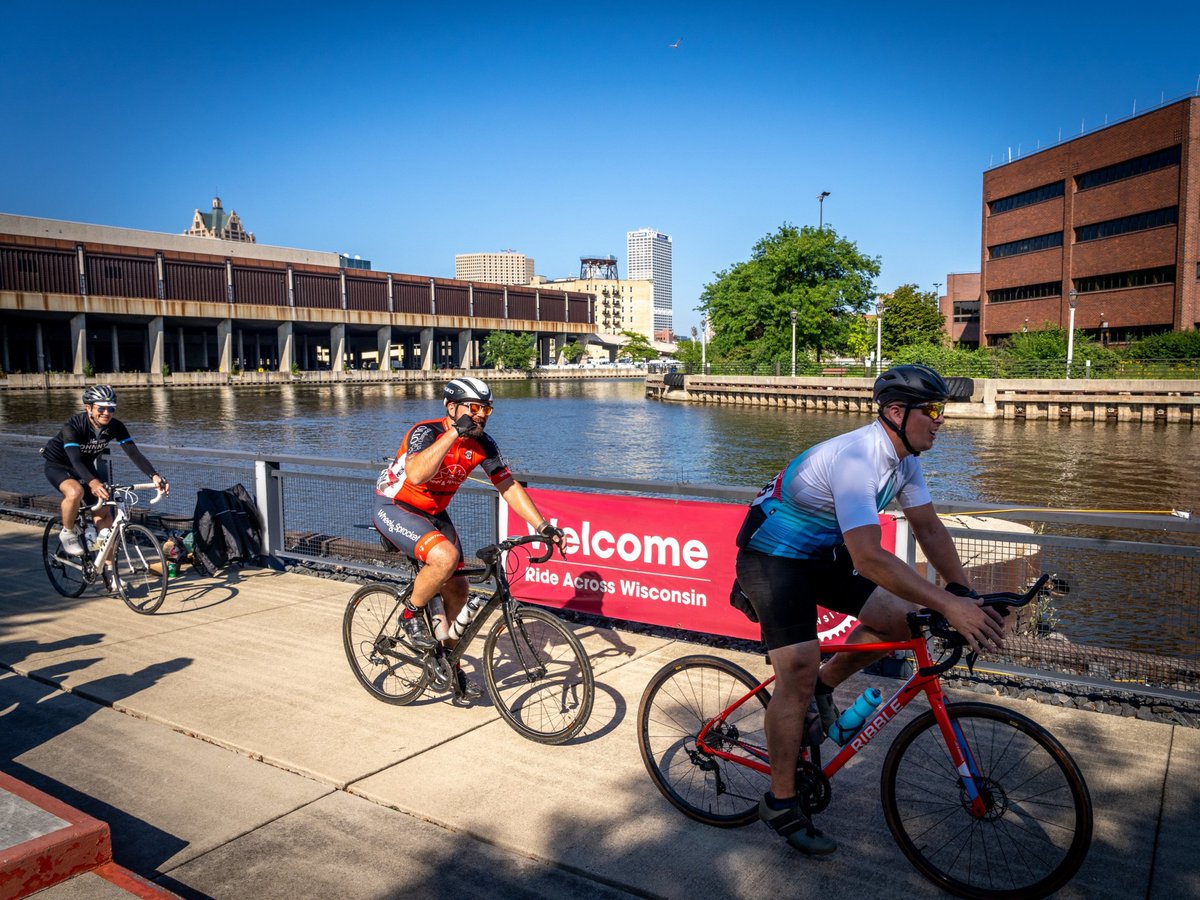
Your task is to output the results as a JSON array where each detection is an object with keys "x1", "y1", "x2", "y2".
[{"x1": 501, "y1": 488, "x2": 896, "y2": 644}]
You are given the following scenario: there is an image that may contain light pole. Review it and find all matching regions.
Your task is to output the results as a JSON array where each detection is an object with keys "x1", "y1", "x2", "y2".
[
  {"x1": 789, "y1": 308, "x2": 797, "y2": 376},
  {"x1": 817, "y1": 191, "x2": 830, "y2": 229},
  {"x1": 700, "y1": 317, "x2": 707, "y2": 373},
  {"x1": 1066, "y1": 289, "x2": 1078, "y2": 379},
  {"x1": 875, "y1": 298, "x2": 884, "y2": 376}
]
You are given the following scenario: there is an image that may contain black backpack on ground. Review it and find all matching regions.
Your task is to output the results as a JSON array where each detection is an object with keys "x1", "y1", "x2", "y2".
[{"x1": 191, "y1": 484, "x2": 264, "y2": 576}]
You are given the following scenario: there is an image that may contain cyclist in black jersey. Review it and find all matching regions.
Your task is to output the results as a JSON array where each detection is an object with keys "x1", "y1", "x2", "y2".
[{"x1": 42, "y1": 385, "x2": 169, "y2": 559}]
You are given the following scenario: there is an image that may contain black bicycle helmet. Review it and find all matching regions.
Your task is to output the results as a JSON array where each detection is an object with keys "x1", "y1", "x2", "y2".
[
  {"x1": 873, "y1": 364, "x2": 950, "y2": 408},
  {"x1": 83, "y1": 384, "x2": 117, "y2": 405},
  {"x1": 443, "y1": 377, "x2": 492, "y2": 404}
]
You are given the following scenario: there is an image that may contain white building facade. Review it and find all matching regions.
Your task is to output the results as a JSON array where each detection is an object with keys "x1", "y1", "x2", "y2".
[
  {"x1": 454, "y1": 252, "x2": 535, "y2": 285},
  {"x1": 626, "y1": 228, "x2": 672, "y2": 339}
]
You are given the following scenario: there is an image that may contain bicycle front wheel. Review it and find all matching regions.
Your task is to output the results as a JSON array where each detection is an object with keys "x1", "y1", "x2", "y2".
[
  {"x1": 637, "y1": 655, "x2": 770, "y2": 827},
  {"x1": 113, "y1": 524, "x2": 168, "y2": 613},
  {"x1": 42, "y1": 517, "x2": 88, "y2": 598},
  {"x1": 881, "y1": 701, "x2": 1093, "y2": 900},
  {"x1": 342, "y1": 584, "x2": 427, "y2": 705},
  {"x1": 482, "y1": 604, "x2": 593, "y2": 744}
]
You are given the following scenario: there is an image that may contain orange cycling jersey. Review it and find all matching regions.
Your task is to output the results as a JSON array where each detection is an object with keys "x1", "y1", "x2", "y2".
[{"x1": 375, "y1": 417, "x2": 513, "y2": 515}]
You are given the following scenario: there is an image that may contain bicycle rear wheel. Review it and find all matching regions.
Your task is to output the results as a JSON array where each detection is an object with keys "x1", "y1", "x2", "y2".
[
  {"x1": 42, "y1": 517, "x2": 88, "y2": 598},
  {"x1": 637, "y1": 655, "x2": 770, "y2": 827},
  {"x1": 881, "y1": 701, "x2": 1092, "y2": 900},
  {"x1": 113, "y1": 524, "x2": 168, "y2": 613},
  {"x1": 482, "y1": 604, "x2": 593, "y2": 744},
  {"x1": 342, "y1": 584, "x2": 427, "y2": 705}
]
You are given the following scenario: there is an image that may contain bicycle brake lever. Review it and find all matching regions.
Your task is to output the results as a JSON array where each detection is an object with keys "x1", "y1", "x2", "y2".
[{"x1": 965, "y1": 649, "x2": 979, "y2": 674}]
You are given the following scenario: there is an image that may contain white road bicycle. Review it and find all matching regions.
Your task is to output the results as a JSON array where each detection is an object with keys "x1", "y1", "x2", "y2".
[{"x1": 42, "y1": 482, "x2": 170, "y2": 614}]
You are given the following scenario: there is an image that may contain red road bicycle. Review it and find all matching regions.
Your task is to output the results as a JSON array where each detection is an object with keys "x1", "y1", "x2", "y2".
[{"x1": 637, "y1": 575, "x2": 1093, "y2": 900}]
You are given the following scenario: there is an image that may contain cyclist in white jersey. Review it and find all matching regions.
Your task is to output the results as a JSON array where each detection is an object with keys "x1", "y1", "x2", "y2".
[{"x1": 733, "y1": 364, "x2": 1006, "y2": 856}]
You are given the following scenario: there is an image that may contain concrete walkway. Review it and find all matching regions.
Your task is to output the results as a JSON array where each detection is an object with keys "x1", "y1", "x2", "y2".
[{"x1": 1, "y1": 518, "x2": 1196, "y2": 899}]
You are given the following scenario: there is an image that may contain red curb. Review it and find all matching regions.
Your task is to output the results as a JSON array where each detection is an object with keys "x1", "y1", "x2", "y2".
[
  {"x1": 94, "y1": 862, "x2": 180, "y2": 898},
  {"x1": 0, "y1": 771, "x2": 111, "y2": 900}
]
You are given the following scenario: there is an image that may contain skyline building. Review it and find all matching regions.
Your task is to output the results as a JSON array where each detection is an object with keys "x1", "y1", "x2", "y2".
[
  {"x1": 626, "y1": 228, "x2": 672, "y2": 340},
  {"x1": 184, "y1": 196, "x2": 255, "y2": 243},
  {"x1": 454, "y1": 251, "x2": 535, "y2": 285}
]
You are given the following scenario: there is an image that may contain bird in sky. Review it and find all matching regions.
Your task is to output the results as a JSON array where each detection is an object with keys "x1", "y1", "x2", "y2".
[{"x1": 668, "y1": 38, "x2": 682, "y2": 48}]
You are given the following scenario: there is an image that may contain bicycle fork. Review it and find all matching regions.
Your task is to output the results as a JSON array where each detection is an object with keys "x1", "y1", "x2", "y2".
[{"x1": 931, "y1": 696, "x2": 996, "y2": 818}]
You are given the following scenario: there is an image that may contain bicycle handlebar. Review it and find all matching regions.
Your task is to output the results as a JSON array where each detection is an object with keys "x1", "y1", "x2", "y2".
[
  {"x1": 475, "y1": 532, "x2": 558, "y2": 567},
  {"x1": 86, "y1": 483, "x2": 166, "y2": 513},
  {"x1": 911, "y1": 574, "x2": 1050, "y2": 677}
]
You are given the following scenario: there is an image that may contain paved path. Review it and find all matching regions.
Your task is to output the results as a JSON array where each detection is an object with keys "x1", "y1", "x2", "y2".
[{"x1": 1, "y1": 518, "x2": 1196, "y2": 899}]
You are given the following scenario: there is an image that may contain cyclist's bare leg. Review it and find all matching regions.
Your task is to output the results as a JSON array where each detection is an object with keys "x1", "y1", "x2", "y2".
[
  {"x1": 818, "y1": 587, "x2": 913, "y2": 688},
  {"x1": 409, "y1": 540, "x2": 460, "y2": 611},
  {"x1": 765, "y1": 638, "x2": 822, "y2": 799},
  {"x1": 58, "y1": 479, "x2": 84, "y2": 531},
  {"x1": 438, "y1": 573, "x2": 469, "y2": 648}
]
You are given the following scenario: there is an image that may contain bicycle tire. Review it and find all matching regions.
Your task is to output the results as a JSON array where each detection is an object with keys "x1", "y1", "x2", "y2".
[
  {"x1": 342, "y1": 584, "x2": 427, "y2": 705},
  {"x1": 880, "y1": 701, "x2": 1092, "y2": 900},
  {"x1": 637, "y1": 655, "x2": 771, "y2": 827},
  {"x1": 482, "y1": 604, "x2": 593, "y2": 744},
  {"x1": 114, "y1": 524, "x2": 168, "y2": 614},
  {"x1": 42, "y1": 517, "x2": 88, "y2": 598}
]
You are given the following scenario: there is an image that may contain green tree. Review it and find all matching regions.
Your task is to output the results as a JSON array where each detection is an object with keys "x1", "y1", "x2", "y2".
[
  {"x1": 619, "y1": 330, "x2": 658, "y2": 362},
  {"x1": 845, "y1": 314, "x2": 876, "y2": 361},
  {"x1": 482, "y1": 331, "x2": 537, "y2": 369},
  {"x1": 879, "y1": 284, "x2": 945, "y2": 353},
  {"x1": 560, "y1": 341, "x2": 586, "y2": 364},
  {"x1": 674, "y1": 335, "x2": 703, "y2": 369},
  {"x1": 700, "y1": 224, "x2": 880, "y2": 366},
  {"x1": 1123, "y1": 330, "x2": 1200, "y2": 359}
]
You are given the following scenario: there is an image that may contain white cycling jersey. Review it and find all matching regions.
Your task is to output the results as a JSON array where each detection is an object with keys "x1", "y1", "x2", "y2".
[{"x1": 745, "y1": 420, "x2": 931, "y2": 559}]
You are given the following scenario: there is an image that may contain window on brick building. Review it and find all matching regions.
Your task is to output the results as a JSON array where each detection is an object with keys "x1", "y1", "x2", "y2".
[
  {"x1": 1074, "y1": 265, "x2": 1175, "y2": 293},
  {"x1": 988, "y1": 180, "x2": 1065, "y2": 215},
  {"x1": 1075, "y1": 207, "x2": 1177, "y2": 243},
  {"x1": 988, "y1": 232, "x2": 1063, "y2": 259},
  {"x1": 1075, "y1": 145, "x2": 1181, "y2": 191},
  {"x1": 987, "y1": 281, "x2": 1062, "y2": 303},
  {"x1": 953, "y1": 301, "x2": 980, "y2": 322}
]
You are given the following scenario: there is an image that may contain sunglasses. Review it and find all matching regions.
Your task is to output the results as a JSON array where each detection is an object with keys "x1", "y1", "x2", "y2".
[
  {"x1": 913, "y1": 401, "x2": 945, "y2": 420},
  {"x1": 94, "y1": 405, "x2": 117, "y2": 413},
  {"x1": 457, "y1": 402, "x2": 493, "y2": 417}
]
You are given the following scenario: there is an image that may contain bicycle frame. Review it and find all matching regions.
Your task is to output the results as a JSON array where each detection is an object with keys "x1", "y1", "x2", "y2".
[{"x1": 696, "y1": 633, "x2": 994, "y2": 818}]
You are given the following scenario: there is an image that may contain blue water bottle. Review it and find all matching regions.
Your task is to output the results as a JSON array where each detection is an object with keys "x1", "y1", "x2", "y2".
[{"x1": 829, "y1": 687, "x2": 883, "y2": 745}]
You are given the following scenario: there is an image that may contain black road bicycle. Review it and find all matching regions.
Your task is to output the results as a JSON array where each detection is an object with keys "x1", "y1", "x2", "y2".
[{"x1": 343, "y1": 532, "x2": 595, "y2": 744}]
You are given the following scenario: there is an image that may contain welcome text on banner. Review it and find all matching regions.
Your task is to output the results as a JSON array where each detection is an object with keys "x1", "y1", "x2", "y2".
[{"x1": 500, "y1": 487, "x2": 897, "y2": 644}]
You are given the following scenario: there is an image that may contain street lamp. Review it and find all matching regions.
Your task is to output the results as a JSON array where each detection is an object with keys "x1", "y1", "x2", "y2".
[
  {"x1": 817, "y1": 191, "x2": 830, "y2": 229},
  {"x1": 700, "y1": 317, "x2": 707, "y2": 373},
  {"x1": 1066, "y1": 289, "x2": 1078, "y2": 379},
  {"x1": 789, "y1": 308, "x2": 798, "y2": 377},
  {"x1": 875, "y1": 297, "x2": 884, "y2": 376}
]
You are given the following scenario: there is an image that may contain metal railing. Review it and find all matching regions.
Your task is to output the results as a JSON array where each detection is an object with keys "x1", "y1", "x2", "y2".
[
  {"x1": 682, "y1": 359, "x2": 1200, "y2": 379},
  {"x1": 3, "y1": 433, "x2": 1197, "y2": 696}
]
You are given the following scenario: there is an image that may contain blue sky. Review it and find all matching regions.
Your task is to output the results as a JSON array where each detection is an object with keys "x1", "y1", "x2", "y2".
[{"x1": 4, "y1": 2, "x2": 1199, "y2": 333}]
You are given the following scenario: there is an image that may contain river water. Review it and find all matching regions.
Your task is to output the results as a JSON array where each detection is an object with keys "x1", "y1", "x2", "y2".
[
  {"x1": 2, "y1": 378, "x2": 1196, "y2": 515},
  {"x1": 3, "y1": 379, "x2": 1197, "y2": 661}
]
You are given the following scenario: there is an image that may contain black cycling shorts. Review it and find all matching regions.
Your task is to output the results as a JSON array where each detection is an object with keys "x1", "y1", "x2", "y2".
[
  {"x1": 734, "y1": 546, "x2": 877, "y2": 649},
  {"x1": 372, "y1": 496, "x2": 464, "y2": 565},
  {"x1": 44, "y1": 463, "x2": 101, "y2": 505}
]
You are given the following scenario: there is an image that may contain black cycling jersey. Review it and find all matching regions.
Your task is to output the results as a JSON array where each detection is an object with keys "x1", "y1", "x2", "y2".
[{"x1": 42, "y1": 411, "x2": 157, "y2": 483}]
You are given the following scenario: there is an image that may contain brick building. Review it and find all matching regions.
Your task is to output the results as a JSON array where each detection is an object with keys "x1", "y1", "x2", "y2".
[
  {"x1": 980, "y1": 96, "x2": 1199, "y2": 347},
  {"x1": 939, "y1": 272, "x2": 981, "y2": 348}
]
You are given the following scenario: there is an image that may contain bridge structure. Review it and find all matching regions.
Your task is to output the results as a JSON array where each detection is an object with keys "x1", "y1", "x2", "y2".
[{"x1": 0, "y1": 214, "x2": 597, "y2": 376}]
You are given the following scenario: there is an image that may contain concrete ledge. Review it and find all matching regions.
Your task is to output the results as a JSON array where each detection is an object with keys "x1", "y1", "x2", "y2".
[{"x1": 0, "y1": 770, "x2": 111, "y2": 899}]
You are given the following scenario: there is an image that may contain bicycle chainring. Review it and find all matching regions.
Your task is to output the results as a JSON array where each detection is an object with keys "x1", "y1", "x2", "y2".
[
  {"x1": 795, "y1": 759, "x2": 831, "y2": 816},
  {"x1": 424, "y1": 654, "x2": 453, "y2": 693}
]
